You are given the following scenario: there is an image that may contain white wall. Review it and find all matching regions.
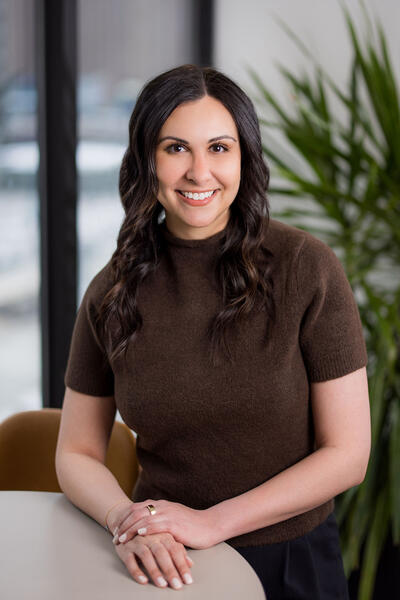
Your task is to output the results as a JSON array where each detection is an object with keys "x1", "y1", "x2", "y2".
[
  {"x1": 214, "y1": 0, "x2": 400, "y2": 195},
  {"x1": 214, "y1": 0, "x2": 399, "y2": 107}
]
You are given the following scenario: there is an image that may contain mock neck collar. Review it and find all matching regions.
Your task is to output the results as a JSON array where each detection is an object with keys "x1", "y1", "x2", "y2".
[{"x1": 159, "y1": 220, "x2": 228, "y2": 248}]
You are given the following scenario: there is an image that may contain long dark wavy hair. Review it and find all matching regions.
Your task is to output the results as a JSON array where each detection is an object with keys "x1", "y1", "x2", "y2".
[{"x1": 95, "y1": 63, "x2": 276, "y2": 368}]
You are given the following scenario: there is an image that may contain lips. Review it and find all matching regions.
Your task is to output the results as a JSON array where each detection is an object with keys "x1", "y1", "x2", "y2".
[
  {"x1": 176, "y1": 189, "x2": 218, "y2": 195},
  {"x1": 176, "y1": 189, "x2": 218, "y2": 206}
]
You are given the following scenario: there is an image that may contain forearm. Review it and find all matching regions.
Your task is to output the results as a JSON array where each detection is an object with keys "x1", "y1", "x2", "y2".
[
  {"x1": 209, "y1": 446, "x2": 363, "y2": 544},
  {"x1": 56, "y1": 452, "x2": 132, "y2": 533}
]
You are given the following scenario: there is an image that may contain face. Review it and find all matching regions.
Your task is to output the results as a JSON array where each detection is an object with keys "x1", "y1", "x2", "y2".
[{"x1": 155, "y1": 95, "x2": 241, "y2": 239}]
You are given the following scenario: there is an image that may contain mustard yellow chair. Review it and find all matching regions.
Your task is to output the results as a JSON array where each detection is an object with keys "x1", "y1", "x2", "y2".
[{"x1": 0, "y1": 408, "x2": 139, "y2": 497}]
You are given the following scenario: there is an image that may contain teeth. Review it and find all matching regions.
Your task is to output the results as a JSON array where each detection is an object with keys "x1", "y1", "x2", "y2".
[{"x1": 181, "y1": 190, "x2": 215, "y2": 200}]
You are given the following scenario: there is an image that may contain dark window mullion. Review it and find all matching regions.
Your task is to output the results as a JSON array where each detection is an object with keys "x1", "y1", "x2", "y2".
[
  {"x1": 35, "y1": 0, "x2": 77, "y2": 409},
  {"x1": 193, "y1": 0, "x2": 214, "y2": 67}
]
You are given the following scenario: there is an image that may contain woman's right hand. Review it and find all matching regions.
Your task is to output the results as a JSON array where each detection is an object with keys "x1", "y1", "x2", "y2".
[{"x1": 113, "y1": 531, "x2": 194, "y2": 589}]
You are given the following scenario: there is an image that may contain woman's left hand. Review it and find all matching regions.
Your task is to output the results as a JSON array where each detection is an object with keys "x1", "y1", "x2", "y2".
[{"x1": 113, "y1": 499, "x2": 217, "y2": 550}]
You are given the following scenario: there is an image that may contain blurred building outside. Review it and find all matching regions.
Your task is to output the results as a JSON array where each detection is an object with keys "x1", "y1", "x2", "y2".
[{"x1": 0, "y1": 0, "x2": 193, "y2": 422}]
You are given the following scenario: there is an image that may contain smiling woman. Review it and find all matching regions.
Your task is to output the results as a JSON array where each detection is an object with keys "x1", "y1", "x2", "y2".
[
  {"x1": 105, "y1": 63, "x2": 274, "y2": 369},
  {"x1": 154, "y1": 95, "x2": 241, "y2": 239},
  {"x1": 59, "y1": 63, "x2": 370, "y2": 599}
]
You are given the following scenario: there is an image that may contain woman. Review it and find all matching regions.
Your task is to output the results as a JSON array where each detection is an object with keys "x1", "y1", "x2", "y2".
[{"x1": 57, "y1": 64, "x2": 371, "y2": 598}]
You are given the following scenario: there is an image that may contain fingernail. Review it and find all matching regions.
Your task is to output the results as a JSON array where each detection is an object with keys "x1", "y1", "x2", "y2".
[
  {"x1": 138, "y1": 527, "x2": 147, "y2": 535},
  {"x1": 172, "y1": 577, "x2": 183, "y2": 589},
  {"x1": 157, "y1": 576, "x2": 167, "y2": 587},
  {"x1": 187, "y1": 556, "x2": 194, "y2": 565},
  {"x1": 183, "y1": 573, "x2": 193, "y2": 584},
  {"x1": 113, "y1": 527, "x2": 118, "y2": 536},
  {"x1": 119, "y1": 533, "x2": 127, "y2": 542},
  {"x1": 138, "y1": 575, "x2": 148, "y2": 583},
  {"x1": 113, "y1": 534, "x2": 119, "y2": 544}
]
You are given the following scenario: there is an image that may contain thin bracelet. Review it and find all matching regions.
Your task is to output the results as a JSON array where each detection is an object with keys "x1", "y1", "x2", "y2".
[{"x1": 104, "y1": 499, "x2": 131, "y2": 532}]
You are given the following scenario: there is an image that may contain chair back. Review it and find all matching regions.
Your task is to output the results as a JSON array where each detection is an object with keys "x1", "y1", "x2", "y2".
[{"x1": 0, "y1": 408, "x2": 139, "y2": 497}]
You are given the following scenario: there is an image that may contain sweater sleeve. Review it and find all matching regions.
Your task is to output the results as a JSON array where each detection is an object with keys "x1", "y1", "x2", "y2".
[
  {"x1": 63, "y1": 266, "x2": 114, "y2": 396},
  {"x1": 296, "y1": 234, "x2": 368, "y2": 383}
]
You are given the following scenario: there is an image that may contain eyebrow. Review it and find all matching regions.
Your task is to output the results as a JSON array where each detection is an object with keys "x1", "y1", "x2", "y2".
[{"x1": 158, "y1": 135, "x2": 237, "y2": 145}]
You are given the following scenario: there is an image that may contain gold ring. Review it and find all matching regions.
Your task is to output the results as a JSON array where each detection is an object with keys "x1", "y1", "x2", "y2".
[{"x1": 146, "y1": 504, "x2": 157, "y2": 516}]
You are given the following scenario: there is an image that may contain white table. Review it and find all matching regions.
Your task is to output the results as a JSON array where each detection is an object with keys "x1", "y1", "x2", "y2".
[{"x1": 0, "y1": 491, "x2": 266, "y2": 599}]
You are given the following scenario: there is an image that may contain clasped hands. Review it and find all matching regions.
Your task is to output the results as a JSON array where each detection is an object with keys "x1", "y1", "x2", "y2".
[{"x1": 110, "y1": 498, "x2": 218, "y2": 550}]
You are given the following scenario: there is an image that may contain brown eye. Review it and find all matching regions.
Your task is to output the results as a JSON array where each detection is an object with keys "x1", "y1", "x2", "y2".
[
  {"x1": 211, "y1": 143, "x2": 228, "y2": 153},
  {"x1": 165, "y1": 144, "x2": 186, "y2": 153}
]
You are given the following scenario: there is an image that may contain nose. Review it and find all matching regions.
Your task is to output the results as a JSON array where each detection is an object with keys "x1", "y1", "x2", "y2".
[{"x1": 185, "y1": 150, "x2": 213, "y2": 185}]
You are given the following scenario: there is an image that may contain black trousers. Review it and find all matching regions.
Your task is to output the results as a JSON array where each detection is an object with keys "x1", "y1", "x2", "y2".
[{"x1": 234, "y1": 511, "x2": 349, "y2": 600}]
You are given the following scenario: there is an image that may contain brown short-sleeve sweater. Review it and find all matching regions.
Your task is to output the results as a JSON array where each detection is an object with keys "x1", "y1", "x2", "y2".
[{"x1": 64, "y1": 216, "x2": 368, "y2": 547}]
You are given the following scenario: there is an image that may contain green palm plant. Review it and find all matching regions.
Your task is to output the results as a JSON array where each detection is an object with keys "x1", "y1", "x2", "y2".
[{"x1": 245, "y1": 1, "x2": 400, "y2": 598}]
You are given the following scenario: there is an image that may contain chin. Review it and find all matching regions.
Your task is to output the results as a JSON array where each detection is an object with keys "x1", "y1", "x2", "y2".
[{"x1": 183, "y1": 215, "x2": 220, "y2": 229}]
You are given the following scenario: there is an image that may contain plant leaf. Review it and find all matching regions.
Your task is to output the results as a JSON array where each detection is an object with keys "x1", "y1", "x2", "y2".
[{"x1": 357, "y1": 485, "x2": 390, "y2": 600}]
